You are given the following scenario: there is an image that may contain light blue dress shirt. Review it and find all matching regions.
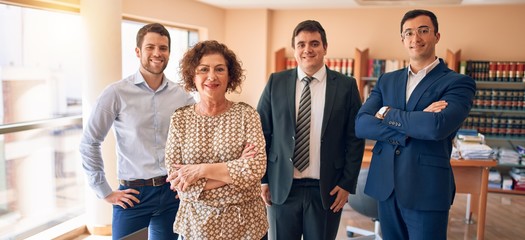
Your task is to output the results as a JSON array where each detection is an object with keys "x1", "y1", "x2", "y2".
[{"x1": 79, "y1": 71, "x2": 195, "y2": 198}]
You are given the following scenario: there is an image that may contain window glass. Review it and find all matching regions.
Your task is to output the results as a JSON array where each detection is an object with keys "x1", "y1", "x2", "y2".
[
  {"x1": 0, "y1": 4, "x2": 83, "y2": 125},
  {"x1": 0, "y1": 5, "x2": 84, "y2": 239},
  {"x1": 0, "y1": 4, "x2": 198, "y2": 239}
]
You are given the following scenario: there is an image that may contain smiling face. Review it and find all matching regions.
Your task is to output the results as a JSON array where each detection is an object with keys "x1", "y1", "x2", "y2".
[
  {"x1": 194, "y1": 53, "x2": 229, "y2": 101},
  {"x1": 401, "y1": 15, "x2": 440, "y2": 66},
  {"x1": 136, "y1": 32, "x2": 170, "y2": 76},
  {"x1": 293, "y1": 31, "x2": 327, "y2": 76}
]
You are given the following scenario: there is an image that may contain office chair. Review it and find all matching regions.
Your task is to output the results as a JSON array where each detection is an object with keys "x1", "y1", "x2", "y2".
[{"x1": 346, "y1": 168, "x2": 382, "y2": 240}]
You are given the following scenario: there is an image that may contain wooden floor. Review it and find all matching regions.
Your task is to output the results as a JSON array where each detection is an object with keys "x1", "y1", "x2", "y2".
[
  {"x1": 337, "y1": 192, "x2": 525, "y2": 239},
  {"x1": 77, "y1": 192, "x2": 524, "y2": 240}
]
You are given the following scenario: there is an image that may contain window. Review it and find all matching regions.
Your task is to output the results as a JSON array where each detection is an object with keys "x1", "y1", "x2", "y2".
[
  {"x1": 0, "y1": 4, "x2": 84, "y2": 239},
  {"x1": 0, "y1": 3, "x2": 197, "y2": 239}
]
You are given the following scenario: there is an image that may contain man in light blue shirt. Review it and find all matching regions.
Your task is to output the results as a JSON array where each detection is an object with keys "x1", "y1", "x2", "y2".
[{"x1": 79, "y1": 23, "x2": 195, "y2": 240}]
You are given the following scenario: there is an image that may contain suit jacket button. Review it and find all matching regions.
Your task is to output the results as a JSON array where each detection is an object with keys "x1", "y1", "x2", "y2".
[
  {"x1": 289, "y1": 158, "x2": 293, "y2": 162},
  {"x1": 292, "y1": 136, "x2": 295, "y2": 140},
  {"x1": 395, "y1": 149, "x2": 401, "y2": 155}
]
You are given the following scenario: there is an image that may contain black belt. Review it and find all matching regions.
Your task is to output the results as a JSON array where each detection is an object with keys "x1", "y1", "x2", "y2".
[
  {"x1": 292, "y1": 178, "x2": 319, "y2": 187},
  {"x1": 119, "y1": 175, "x2": 167, "y2": 187}
]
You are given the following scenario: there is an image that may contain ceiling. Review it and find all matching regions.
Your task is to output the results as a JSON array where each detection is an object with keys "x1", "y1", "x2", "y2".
[{"x1": 196, "y1": 0, "x2": 525, "y2": 9}]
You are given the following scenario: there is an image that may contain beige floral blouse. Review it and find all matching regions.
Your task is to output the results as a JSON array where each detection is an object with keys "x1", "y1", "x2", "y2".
[{"x1": 165, "y1": 102, "x2": 268, "y2": 240}]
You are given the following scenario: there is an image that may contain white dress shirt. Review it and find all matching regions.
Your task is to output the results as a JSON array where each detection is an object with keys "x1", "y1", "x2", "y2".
[
  {"x1": 406, "y1": 57, "x2": 440, "y2": 102},
  {"x1": 293, "y1": 67, "x2": 327, "y2": 179}
]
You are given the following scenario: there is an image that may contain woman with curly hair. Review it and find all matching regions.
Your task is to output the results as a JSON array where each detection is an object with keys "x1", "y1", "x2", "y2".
[{"x1": 165, "y1": 40, "x2": 268, "y2": 239}]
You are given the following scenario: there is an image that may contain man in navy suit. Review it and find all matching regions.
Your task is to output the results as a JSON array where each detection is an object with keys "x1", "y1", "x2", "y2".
[
  {"x1": 257, "y1": 20, "x2": 364, "y2": 239},
  {"x1": 355, "y1": 9, "x2": 476, "y2": 239}
]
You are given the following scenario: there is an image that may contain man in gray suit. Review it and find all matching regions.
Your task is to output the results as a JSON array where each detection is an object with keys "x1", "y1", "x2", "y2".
[{"x1": 257, "y1": 20, "x2": 365, "y2": 240}]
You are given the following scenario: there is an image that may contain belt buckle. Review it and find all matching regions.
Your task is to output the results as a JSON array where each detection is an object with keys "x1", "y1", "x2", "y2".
[{"x1": 151, "y1": 177, "x2": 163, "y2": 187}]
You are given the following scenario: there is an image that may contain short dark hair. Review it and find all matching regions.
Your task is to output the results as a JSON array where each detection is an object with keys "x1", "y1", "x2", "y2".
[
  {"x1": 400, "y1": 9, "x2": 439, "y2": 34},
  {"x1": 136, "y1": 23, "x2": 171, "y2": 50},
  {"x1": 291, "y1": 20, "x2": 327, "y2": 49},
  {"x1": 179, "y1": 40, "x2": 245, "y2": 93}
]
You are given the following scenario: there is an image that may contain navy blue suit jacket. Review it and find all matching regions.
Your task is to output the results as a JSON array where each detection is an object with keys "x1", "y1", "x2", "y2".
[
  {"x1": 257, "y1": 66, "x2": 365, "y2": 209},
  {"x1": 355, "y1": 59, "x2": 476, "y2": 211}
]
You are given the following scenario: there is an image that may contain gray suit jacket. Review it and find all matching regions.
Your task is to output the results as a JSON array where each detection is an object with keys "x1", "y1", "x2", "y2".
[{"x1": 257, "y1": 66, "x2": 365, "y2": 209}]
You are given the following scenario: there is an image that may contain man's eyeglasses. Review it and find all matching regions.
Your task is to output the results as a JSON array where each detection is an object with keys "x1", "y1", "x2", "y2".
[{"x1": 401, "y1": 26, "x2": 433, "y2": 39}]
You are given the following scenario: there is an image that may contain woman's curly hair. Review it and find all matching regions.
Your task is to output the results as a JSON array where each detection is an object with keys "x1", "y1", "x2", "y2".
[{"x1": 179, "y1": 40, "x2": 245, "y2": 93}]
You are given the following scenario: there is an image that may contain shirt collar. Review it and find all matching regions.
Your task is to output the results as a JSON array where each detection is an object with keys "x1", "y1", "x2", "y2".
[
  {"x1": 297, "y1": 66, "x2": 327, "y2": 83},
  {"x1": 134, "y1": 71, "x2": 168, "y2": 91},
  {"x1": 408, "y1": 57, "x2": 440, "y2": 76}
]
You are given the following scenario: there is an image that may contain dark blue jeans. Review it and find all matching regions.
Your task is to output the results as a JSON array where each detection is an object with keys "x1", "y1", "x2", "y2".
[{"x1": 112, "y1": 183, "x2": 179, "y2": 240}]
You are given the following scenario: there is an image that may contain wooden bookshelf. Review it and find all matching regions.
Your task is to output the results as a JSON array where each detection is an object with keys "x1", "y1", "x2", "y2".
[
  {"x1": 354, "y1": 48, "x2": 369, "y2": 100},
  {"x1": 275, "y1": 48, "x2": 286, "y2": 73},
  {"x1": 488, "y1": 188, "x2": 525, "y2": 195},
  {"x1": 456, "y1": 50, "x2": 525, "y2": 195},
  {"x1": 446, "y1": 49, "x2": 461, "y2": 72}
]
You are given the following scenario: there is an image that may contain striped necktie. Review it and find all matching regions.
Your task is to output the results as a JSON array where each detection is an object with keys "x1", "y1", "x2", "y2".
[{"x1": 293, "y1": 76, "x2": 313, "y2": 172}]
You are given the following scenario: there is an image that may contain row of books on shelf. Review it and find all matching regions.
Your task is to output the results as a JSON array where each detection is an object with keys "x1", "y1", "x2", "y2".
[
  {"x1": 366, "y1": 59, "x2": 408, "y2": 78},
  {"x1": 285, "y1": 57, "x2": 354, "y2": 76},
  {"x1": 459, "y1": 60, "x2": 525, "y2": 82},
  {"x1": 462, "y1": 115, "x2": 525, "y2": 138},
  {"x1": 473, "y1": 88, "x2": 524, "y2": 110}
]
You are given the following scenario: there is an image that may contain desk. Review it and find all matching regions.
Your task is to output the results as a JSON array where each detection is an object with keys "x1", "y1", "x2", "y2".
[
  {"x1": 451, "y1": 159, "x2": 496, "y2": 240},
  {"x1": 361, "y1": 148, "x2": 496, "y2": 240}
]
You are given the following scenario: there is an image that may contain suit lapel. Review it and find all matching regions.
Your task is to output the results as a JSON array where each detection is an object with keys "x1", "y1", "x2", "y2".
[
  {"x1": 406, "y1": 60, "x2": 449, "y2": 111},
  {"x1": 321, "y1": 68, "x2": 336, "y2": 138},
  {"x1": 287, "y1": 70, "x2": 299, "y2": 128},
  {"x1": 395, "y1": 69, "x2": 409, "y2": 110}
]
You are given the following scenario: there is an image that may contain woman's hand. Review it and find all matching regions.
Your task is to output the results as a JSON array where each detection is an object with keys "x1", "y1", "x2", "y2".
[
  {"x1": 167, "y1": 164, "x2": 203, "y2": 192},
  {"x1": 241, "y1": 142, "x2": 257, "y2": 159}
]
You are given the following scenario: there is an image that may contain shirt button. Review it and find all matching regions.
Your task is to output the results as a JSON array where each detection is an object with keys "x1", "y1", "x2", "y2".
[{"x1": 395, "y1": 150, "x2": 401, "y2": 155}]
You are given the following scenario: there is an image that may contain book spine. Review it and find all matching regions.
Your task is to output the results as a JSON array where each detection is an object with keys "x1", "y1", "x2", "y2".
[
  {"x1": 509, "y1": 62, "x2": 516, "y2": 82},
  {"x1": 504, "y1": 90, "x2": 512, "y2": 110},
  {"x1": 511, "y1": 89, "x2": 519, "y2": 110},
  {"x1": 347, "y1": 58, "x2": 354, "y2": 77},
  {"x1": 334, "y1": 58, "x2": 342, "y2": 74},
  {"x1": 488, "y1": 61, "x2": 497, "y2": 81},
  {"x1": 502, "y1": 62, "x2": 509, "y2": 82},
  {"x1": 368, "y1": 59, "x2": 374, "y2": 77},
  {"x1": 479, "y1": 116, "x2": 487, "y2": 135},
  {"x1": 490, "y1": 89, "x2": 497, "y2": 109},
  {"x1": 515, "y1": 62, "x2": 525, "y2": 82},
  {"x1": 341, "y1": 58, "x2": 348, "y2": 76},
  {"x1": 496, "y1": 62, "x2": 502, "y2": 82},
  {"x1": 460, "y1": 60, "x2": 467, "y2": 75}
]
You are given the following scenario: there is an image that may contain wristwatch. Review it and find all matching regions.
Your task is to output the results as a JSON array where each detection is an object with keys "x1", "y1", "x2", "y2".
[{"x1": 375, "y1": 106, "x2": 390, "y2": 120}]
